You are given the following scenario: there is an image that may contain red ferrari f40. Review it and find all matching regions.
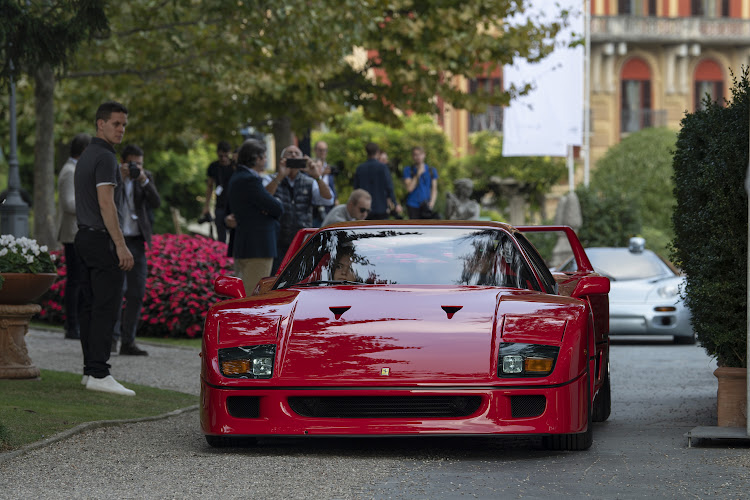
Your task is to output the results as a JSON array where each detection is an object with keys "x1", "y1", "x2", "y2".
[{"x1": 201, "y1": 221, "x2": 610, "y2": 450}]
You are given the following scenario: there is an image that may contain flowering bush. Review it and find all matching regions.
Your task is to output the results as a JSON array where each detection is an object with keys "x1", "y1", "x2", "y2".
[
  {"x1": 0, "y1": 234, "x2": 56, "y2": 289},
  {"x1": 38, "y1": 233, "x2": 234, "y2": 338}
]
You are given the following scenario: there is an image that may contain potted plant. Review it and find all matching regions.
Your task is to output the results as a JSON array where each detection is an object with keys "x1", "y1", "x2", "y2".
[
  {"x1": 672, "y1": 68, "x2": 748, "y2": 427},
  {"x1": 0, "y1": 234, "x2": 57, "y2": 379}
]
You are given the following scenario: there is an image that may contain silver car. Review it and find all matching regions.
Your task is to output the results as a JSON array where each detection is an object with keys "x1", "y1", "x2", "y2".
[{"x1": 558, "y1": 238, "x2": 695, "y2": 344}]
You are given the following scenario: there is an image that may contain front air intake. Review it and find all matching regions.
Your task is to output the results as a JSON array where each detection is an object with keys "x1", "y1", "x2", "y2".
[
  {"x1": 288, "y1": 395, "x2": 482, "y2": 418},
  {"x1": 510, "y1": 395, "x2": 546, "y2": 418}
]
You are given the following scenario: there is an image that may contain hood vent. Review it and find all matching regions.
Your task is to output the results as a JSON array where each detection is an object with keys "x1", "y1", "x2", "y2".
[
  {"x1": 329, "y1": 306, "x2": 351, "y2": 319},
  {"x1": 441, "y1": 305, "x2": 463, "y2": 319}
]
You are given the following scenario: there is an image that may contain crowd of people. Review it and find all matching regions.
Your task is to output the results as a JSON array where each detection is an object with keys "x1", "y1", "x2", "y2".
[{"x1": 56, "y1": 99, "x2": 445, "y2": 396}]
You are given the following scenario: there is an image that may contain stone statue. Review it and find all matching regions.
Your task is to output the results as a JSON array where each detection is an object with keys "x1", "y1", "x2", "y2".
[{"x1": 445, "y1": 178, "x2": 480, "y2": 220}]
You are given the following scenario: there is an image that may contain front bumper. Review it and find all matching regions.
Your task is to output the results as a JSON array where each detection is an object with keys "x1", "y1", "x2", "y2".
[
  {"x1": 201, "y1": 374, "x2": 588, "y2": 437},
  {"x1": 609, "y1": 302, "x2": 693, "y2": 337}
]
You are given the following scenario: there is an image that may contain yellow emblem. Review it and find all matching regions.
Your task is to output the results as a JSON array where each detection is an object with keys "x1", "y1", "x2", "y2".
[{"x1": 380, "y1": 368, "x2": 390, "y2": 376}]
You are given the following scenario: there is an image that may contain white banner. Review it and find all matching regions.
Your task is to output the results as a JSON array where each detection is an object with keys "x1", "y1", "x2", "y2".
[{"x1": 502, "y1": 1, "x2": 583, "y2": 157}]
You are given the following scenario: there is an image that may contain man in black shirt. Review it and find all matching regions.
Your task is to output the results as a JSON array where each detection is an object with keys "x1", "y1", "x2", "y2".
[
  {"x1": 74, "y1": 100, "x2": 136, "y2": 397},
  {"x1": 201, "y1": 141, "x2": 234, "y2": 243}
]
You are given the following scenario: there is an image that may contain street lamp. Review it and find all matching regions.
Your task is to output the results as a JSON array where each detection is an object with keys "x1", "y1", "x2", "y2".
[{"x1": 0, "y1": 53, "x2": 30, "y2": 237}]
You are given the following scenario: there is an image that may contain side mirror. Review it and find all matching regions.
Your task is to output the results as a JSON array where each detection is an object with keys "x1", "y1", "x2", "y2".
[
  {"x1": 571, "y1": 275, "x2": 610, "y2": 298},
  {"x1": 252, "y1": 276, "x2": 276, "y2": 296},
  {"x1": 214, "y1": 276, "x2": 246, "y2": 299}
]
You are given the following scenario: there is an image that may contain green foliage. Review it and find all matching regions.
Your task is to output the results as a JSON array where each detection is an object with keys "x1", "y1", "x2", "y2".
[
  {"x1": 147, "y1": 140, "x2": 213, "y2": 233},
  {"x1": 589, "y1": 127, "x2": 677, "y2": 255},
  {"x1": 454, "y1": 131, "x2": 566, "y2": 213},
  {"x1": 313, "y1": 111, "x2": 455, "y2": 206},
  {"x1": 575, "y1": 188, "x2": 641, "y2": 248},
  {"x1": 0, "y1": 0, "x2": 108, "y2": 83},
  {"x1": 671, "y1": 69, "x2": 749, "y2": 368}
]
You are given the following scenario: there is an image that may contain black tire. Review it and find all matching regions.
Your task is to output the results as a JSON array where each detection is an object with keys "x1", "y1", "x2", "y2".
[
  {"x1": 674, "y1": 333, "x2": 696, "y2": 345},
  {"x1": 543, "y1": 374, "x2": 593, "y2": 451},
  {"x1": 205, "y1": 435, "x2": 257, "y2": 448},
  {"x1": 592, "y1": 363, "x2": 611, "y2": 422}
]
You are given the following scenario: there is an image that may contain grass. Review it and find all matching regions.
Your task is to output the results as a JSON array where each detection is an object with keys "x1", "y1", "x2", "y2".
[{"x1": 0, "y1": 369, "x2": 197, "y2": 451}]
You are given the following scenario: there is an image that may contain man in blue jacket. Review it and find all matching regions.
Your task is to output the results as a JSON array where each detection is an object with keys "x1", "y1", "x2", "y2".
[{"x1": 228, "y1": 139, "x2": 284, "y2": 295}]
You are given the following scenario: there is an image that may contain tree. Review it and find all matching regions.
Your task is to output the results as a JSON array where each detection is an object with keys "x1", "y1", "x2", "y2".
[
  {"x1": 5, "y1": 0, "x2": 566, "y2": 233},
  {"x1": 0, "y1": 0, "x2": 108, "y2": 247},
  {"x1": 588, "y1": 127, "x2": 677, "y2": 255}
]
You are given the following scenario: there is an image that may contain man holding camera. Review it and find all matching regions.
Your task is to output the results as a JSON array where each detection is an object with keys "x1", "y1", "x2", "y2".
[
  {"x1": 311, "y1": 140, "x2": 336, "y2": 226},
  {"x1": 265, "y1": 145, "x2": 333, "y2": 273},
  {"x1": 113, "y1": 144, "x2": 161, "y2": 356}
]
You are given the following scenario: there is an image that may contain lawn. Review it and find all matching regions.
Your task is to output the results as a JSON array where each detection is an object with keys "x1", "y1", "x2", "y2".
[{"x1": 0, "y1": 369, "x2": 197, "y2": 451}]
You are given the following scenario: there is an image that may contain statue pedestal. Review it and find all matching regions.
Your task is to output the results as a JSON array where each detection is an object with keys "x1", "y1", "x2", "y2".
[{"x1": 0, "y1": 303, "x2": 42, "y2": 379}]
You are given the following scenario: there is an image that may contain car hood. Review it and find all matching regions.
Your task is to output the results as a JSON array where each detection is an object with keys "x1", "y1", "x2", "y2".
[
  {"x1": 609, "y1": 276, "x2": 684, "y2": 304},
  {"x1": 219, "y1": 285, "x2": 582, "y2": 385}
]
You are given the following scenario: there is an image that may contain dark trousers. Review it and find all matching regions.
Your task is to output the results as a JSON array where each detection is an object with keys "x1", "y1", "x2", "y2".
[
  {"x1": 63, "y1": 242, "x2": 84, "y2": 335},
  {"x1": 113, "y1": 236, "x2": 147, "y2": 346},
  {"x1": 75, "y1": 230, "x2": 125, "y2": 378},
  {"x1": 214, "y1": 206, "x2": 228, "y2": 244},
  {"x1": 366, "y1": 212, "x2": 388, "y2": 221}
]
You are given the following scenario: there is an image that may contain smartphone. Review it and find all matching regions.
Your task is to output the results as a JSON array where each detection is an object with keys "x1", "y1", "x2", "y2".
[{"x1": 286, "y1": 158, "x2": 307, "y2": 169}]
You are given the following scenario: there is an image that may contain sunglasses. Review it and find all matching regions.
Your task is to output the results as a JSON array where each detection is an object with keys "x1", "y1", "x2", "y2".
[{"x1": 359, "y1": 207, "x2": 370, "y2": 214}]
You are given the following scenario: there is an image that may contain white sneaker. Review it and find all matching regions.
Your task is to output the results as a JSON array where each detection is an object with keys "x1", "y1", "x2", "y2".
[
  {"x1": 86, "y1": 375, "x2": 136, "y2": 396},
  {"x1": 81, "y1": 375, "x2": 89, "y2": 385}
]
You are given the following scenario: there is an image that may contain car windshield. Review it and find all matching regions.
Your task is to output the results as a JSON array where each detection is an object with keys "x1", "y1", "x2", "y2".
[
  {"x1": 584, "y1": 249, "x2": 675, "y2": 281},
  {"x1": 274, "y1": 227, "x2": 542, "y2": 291}
]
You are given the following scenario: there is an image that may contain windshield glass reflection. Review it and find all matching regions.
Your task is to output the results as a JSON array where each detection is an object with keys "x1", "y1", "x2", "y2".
[{"x1": 274, "y1": 228, "x2": 541, "y2": 291}]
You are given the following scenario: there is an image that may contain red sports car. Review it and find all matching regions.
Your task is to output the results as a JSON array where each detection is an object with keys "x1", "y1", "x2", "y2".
[{"x1": 201, "y1": 221, "x2": 610, "y2": 450}]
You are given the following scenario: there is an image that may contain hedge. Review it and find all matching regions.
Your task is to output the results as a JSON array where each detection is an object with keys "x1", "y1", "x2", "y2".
[{"x1": 671, "y1": 69, "x2": 748, "y2": 368}]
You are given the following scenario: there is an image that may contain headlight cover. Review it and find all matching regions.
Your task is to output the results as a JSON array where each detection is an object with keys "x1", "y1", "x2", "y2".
[
  {"x1": 219, "y1": 345, "x2": 276, "y2": 379},
  {"x1": 656, "y1": 284, "x2": 679, "y2": 299},
  {"x1": 498, "y1": 343, "x2": 559, "y2": 378}
]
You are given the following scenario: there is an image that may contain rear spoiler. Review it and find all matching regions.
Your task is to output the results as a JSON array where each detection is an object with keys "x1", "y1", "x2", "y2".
[{"x1": 515, "y1": 225, "x2": 594, "y2": 273}]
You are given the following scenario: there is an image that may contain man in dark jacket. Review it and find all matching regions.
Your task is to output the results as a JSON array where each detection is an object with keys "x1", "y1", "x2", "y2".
[
  {"x1": 113, "y1": 144, "x2": 161, "y2": 356},
  {"x1": 228, "y1": 139, "x2": 284, "y2": 295},
  {"x1": 353, "y1": 142, "x2": 396, "y2": 220}
]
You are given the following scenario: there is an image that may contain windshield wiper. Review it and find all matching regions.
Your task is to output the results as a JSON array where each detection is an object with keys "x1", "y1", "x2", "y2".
[{"x1": 286, "y1": 280, "x2": 362, "y2": 288}]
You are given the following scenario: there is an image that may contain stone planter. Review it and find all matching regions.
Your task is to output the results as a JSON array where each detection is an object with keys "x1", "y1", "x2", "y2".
[
  {"x1": 0, "y1": 272, "x2": 58, "y2": 304},
  {"x1": 0, "y1": 272, "x2": 57, "y2": 379},
  {"x1": 714, "y1": 366, "x2": 747, "y2": 428}
]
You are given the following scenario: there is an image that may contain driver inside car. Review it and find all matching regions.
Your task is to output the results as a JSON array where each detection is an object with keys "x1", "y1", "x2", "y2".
[{"x1": 331, "y1": 251, "x2": 359, "y2": 282}]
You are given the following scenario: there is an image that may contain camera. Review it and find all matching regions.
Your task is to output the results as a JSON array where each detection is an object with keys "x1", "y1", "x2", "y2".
[
  {"x1": 198, "y1": 213, "x2": 214, "y2": 224},
  {"x1": 286, "y1": 158, "x2": 308, "y2": 169},
  {"x1": 128, "y1": 161, "x2": 141, "y2": 180}
]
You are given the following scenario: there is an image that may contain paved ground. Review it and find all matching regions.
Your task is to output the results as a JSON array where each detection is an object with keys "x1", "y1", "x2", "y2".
[{"x1": 0, "y1": 330, "x2": 748, "y2": 499}]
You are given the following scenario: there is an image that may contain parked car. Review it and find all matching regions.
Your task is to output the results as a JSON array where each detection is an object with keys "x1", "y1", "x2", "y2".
[
  {"x1": 557, "y1": 237, "x2": 694, "y2": 344},
  {"x1": 201, "y1": 222, "x2": 610, "y2": 450}
]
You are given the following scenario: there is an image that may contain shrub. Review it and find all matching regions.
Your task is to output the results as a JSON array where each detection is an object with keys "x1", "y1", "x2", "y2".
[
  {"x1": 575, "y1": 188, "x2": 641, "y2": 248},
  {"x1": 38, "y1": 234, "x2": 234, "y2": 338},
  {"x1": 671, "y1": 69, "x2": 748, "y2": 368}
]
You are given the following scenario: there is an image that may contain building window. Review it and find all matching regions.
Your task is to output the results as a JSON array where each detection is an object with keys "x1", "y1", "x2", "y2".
[
  {"x1": 469, "y1": 78, "x2": 503, "y2": 133},
  {"x1": 691, "y1": 0, "x2": 730, "y2": 17},
  {"x1": 620, "y1": 58, "x2": 652, "y2": 134},
  {"x1": 618, "y1": 0, "x2": 657, "y2": 15},
  {"x1": 694, "y1": 59, "x2": 724, "y2": 110}
]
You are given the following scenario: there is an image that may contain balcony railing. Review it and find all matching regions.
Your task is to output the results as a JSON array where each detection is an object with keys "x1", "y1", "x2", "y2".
[
  {"x1": 592, "y1": 16, "x2": 750, "y2": 45},
  {"x1": 469, "y1": 106, "x2": 503, "y2": 133},
  {"x1": 620, "y1": 108, "x2": 667, "y2": 134}
]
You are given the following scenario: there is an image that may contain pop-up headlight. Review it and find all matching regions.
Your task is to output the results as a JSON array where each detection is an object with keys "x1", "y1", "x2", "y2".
[
  {"x1": 219, "y1": 345, "x2": 276, "y2": 379},
  {"x1": 498, "y1": 343, "x2": 559, "y2": 378}
]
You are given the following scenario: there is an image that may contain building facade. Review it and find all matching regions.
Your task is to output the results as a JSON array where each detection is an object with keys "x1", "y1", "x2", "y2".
[{"x1": 444, "y1": 0, "x2": 750, "y2": 172}]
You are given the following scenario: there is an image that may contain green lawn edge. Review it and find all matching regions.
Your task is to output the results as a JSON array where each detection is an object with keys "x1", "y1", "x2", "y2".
[{"x1": 0, "y1": 369, "x2": 197, "y2": 451}]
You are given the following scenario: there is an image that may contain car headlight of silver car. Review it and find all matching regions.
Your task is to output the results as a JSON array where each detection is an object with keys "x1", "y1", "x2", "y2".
[
  {"x1": 218, "y1": 345, "x2": 276, "y2": 379},
  {"x1": 656, "y1": 284, "x2": 680, "y2": 299},
  {"x1": 498, "y1": 343, "x2": 559, "y2": 378}
]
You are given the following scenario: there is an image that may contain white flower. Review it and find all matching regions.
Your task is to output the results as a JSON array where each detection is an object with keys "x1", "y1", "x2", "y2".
[
  {"x1": 0, "y1": 248, "x2": 7, "y2": 257},
  {"x1": 26, "y1": 256, "x2": 34, "y2": 264}
]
